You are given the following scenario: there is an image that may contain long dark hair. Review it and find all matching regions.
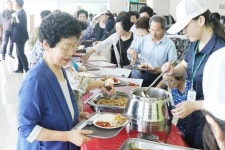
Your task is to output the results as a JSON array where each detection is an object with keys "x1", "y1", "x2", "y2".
[
  {"x1": 193, "y1": 10, "x2": 225, "y2": 40},
  {"x1": 202, "y1": 110, "x2": 225, "y2": 150}
]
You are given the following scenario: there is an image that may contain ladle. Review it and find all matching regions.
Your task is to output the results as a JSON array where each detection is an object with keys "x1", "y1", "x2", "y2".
[{"x1": 141, "y1": 59, "x2": 177, "y2": 98}]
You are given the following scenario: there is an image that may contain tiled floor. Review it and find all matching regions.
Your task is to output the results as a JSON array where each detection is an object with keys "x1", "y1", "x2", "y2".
[{"x1": 0, "y1": 56, "x2": 25, "y2": 150}]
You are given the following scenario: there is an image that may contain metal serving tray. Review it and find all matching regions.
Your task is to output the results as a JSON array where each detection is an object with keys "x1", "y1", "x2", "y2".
[
  {"x1": 85, "y1": 92, "x2": 129, "y2": 112},
  {"x1": 73, "y1": 113, "x2": 125, "y2": 138},
  {"x1": 119, "y1": 138, "x2": 197, "y2": 150}
]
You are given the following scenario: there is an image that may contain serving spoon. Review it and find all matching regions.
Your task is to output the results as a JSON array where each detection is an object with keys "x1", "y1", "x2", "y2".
[{"x1": 141, "y1": 59, "x2": 177, "y2": 98}]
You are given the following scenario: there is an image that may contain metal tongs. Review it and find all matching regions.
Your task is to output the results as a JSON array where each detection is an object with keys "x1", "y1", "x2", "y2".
[
  {"x1": 141, "y1": 59, "x2": 177, "y2": 98},
  {"x1": 164, "y1": 101, "x2": 173, "y2": 143}
]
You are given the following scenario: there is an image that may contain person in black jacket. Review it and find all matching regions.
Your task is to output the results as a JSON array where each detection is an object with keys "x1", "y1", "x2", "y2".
[
  {"x1": 11, "y1": 0, "x2": 29, "y2": 73},
  {"x1": 93, "y1": 8, "x2": 115, "y2": 41}
]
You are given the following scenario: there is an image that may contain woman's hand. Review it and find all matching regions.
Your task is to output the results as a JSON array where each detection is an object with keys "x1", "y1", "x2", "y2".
[
  {"x1": 79, "y1": 112, "x2": 90, "y2": 121},
  {"x1": 127, "y1": 48, "x2": 138, "y2": 65},
  {"x1": 66, "y1": 129, "x2": 93, "y2": 146},
  {"x1": 80, "y1": 54, "x2": 90, "y2": 64},
  {"x1": 102, "y1": 83, "x2": 116, "y2": 95},
  {"x1": 171, "y1": 101, "x2": 196, "y2": 118},
  {"x1": 80, "y1": 49, "x2": 96, "y2": 64},
  {"x1": 161, "y1": 62, "x2": 174, "y2": 76}
]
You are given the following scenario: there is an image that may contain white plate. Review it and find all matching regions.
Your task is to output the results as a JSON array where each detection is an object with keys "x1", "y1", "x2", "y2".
[{"x1": 93, "y1": 114, "x2": 128, "y2": 129}]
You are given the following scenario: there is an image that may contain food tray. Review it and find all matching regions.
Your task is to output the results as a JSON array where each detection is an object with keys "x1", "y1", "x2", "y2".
[
  {"x1": 119, "y1": 138, "x2": 197, "y2": 150},
  {"x1": 84, "y1": 64, "x2": 100, "y2": 71},
  {"x1": 73, "y1": 113, "x2": 126, "y2": 138},
  {"x1": 123, "y1": 65, "x2": 157, "y2": 72},
  {"x1": 85, "y1": 92, "x2": 129, "y2": 113}
]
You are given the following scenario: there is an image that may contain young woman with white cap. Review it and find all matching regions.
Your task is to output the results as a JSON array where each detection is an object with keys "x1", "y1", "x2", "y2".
[
  {"x1": 202, "y1": 47, "x2": 225, "y2": 150},
  {"x1": 162, "y1": 0, "x2": 225, "y2": 148}
]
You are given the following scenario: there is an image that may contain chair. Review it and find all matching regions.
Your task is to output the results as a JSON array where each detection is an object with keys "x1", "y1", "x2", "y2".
[{"x1": 169, "y1": 37, "x2": 184, "y2": 61}]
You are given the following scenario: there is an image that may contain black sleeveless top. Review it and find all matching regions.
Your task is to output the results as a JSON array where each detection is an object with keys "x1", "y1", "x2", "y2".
[{"x1": 111, "y1": 33, "x2": 133, "y2": 67}]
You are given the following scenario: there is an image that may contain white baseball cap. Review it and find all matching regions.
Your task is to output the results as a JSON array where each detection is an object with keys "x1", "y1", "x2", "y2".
[
  {"x1": 203, "y1": 47, "x2": 225, "y2": 121},
  {"x1": 167, "y1": 0, "x2": 208, "y2": 34},
  {"x1": 94, "y1": 7, "x2": 109, "y2": 19}
]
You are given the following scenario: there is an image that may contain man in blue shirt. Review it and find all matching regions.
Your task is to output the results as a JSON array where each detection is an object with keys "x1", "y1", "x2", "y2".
[{"x1": 127, "y1": 15, "x2": 177, "y2": 87}]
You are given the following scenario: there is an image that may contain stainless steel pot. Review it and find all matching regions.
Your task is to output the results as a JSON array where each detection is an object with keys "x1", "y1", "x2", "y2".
[{"x1": 124, "y1": 87, "x2": 172, "y2": 132}]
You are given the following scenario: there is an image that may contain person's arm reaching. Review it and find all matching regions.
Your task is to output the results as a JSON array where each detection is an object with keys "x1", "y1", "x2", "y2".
[{"x1": 162, "y1": 59, "x2": 187, "y2": 77}]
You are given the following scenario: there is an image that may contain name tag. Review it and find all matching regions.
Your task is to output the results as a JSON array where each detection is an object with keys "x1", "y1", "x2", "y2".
[{"x1": 187, "y1": 89, "x2": 196, "y2": 101}]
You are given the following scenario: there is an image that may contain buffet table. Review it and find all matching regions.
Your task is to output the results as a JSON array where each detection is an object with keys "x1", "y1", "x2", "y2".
[{"x1": 80, "y1": 86, "x2": 190, "y2": 150}]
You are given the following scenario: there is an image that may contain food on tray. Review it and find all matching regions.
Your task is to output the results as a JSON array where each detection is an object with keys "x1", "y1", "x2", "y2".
[
  {"x1": 95, "y1": 121, "x2": 111, "y2": 127},
  {"x1": 105, "y1": 85, "x2": 112, "y2": 91},
  {"x1": 115, "y1": 114, "x2": 128, "y2": 125},
  {"x1": 94, "y1": 96, "x2": 128, "y2": 107},
  {"x1": 99, "y1": 76, "x2": 120, "y2": 84},
  {"x1": 127, "y1": 82, "x2": 139, "y2": 87},
  {"x1": 93, "y1": 114, "x2": 128, "y2": 128},
  {"x1": 137, "y1": 63, "x2": 153, "y2": 70}
]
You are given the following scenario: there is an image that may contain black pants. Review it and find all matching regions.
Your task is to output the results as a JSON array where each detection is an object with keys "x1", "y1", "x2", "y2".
[
  {"x1": 15, "y1": 41, "x2": 28, "y2": 71},
  {"x1": 1, "y1": 31, "x2": 14, "y2": 57},
  {"x1": 130, "y1": 69, "x2": 161, "y2": 87},
  {"x1": 184, "y1": 111, "x2": 205, "y2": 149}
]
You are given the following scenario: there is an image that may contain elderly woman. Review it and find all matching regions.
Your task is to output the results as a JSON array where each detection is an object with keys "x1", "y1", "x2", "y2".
[
  {"x1": 17, "y1": 12, "x2": 93, "y2": 150},
  {"x1": 82, "y1": 15, "x2": 133, "y2": 68},
  {"x1": 157, "y1": 75, "x2": 191, "y2": 137}
]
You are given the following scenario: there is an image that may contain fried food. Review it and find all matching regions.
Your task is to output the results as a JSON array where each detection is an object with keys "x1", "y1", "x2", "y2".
[
  {"x1": 95, "y1": 121, "x2": 111, "y2": 127},
  {"x1": 94, "y1": 96, "x2": 128, "y2": 107},
  {"x1": 138, "y1": 63, "x2": 152, "y2": 69},
  {"x1": 95, "y1": 114, "x2": 128, "y2": 128},
  {"x1": 115, "y1": 114, "x2": 128, "y2": 125}
]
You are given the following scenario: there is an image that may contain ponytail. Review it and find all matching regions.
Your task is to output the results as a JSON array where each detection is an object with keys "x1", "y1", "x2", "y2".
[
  {"x1": 194, "y1": 10, "x2": 225, "y2": 40},
  {"x1": 210, "y1": 13, "x2": 225, "y2": 40}
]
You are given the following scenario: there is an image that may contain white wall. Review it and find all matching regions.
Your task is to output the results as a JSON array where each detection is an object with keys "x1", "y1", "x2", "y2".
[
  {"x1": 107, "y1": 0, "x2": 127, "y2": 14},
  {"x1": 107, "y1": 0, "x2": 225, "y2": 20},
  {"x1": 147, "y1": 0, "x2": 170, "y2": 15}
]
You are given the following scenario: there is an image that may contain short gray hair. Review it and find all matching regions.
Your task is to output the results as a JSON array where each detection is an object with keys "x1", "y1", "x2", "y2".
[{"x1": 149, "y1": 15, "x2": 167, "y2": 29}]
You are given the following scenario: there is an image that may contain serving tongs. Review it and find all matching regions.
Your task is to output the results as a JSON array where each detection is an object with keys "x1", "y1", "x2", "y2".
[{"x1": 141, "y1": 59, "x2": 177, "y2": 98}]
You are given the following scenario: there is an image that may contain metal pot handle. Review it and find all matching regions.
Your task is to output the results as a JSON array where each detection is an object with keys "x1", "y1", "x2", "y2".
[{"x1": 164, "y1": 101, "x2": 173, "y2": 143}]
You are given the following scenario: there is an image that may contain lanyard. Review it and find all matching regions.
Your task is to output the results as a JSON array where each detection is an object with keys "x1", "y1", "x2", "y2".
[{"x1": 191, "y1": 42, "x2": 206, "y2": 88}]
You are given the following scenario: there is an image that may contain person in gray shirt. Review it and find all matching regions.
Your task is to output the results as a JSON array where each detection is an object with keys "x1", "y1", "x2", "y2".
[{"x1": 1, "y1": 0, "x2": 16, "y2": 60}]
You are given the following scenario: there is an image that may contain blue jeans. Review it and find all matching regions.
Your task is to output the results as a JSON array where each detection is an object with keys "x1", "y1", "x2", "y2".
[{"x1": 1, "y1": 30, "x2": 14, "y2": 57}]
